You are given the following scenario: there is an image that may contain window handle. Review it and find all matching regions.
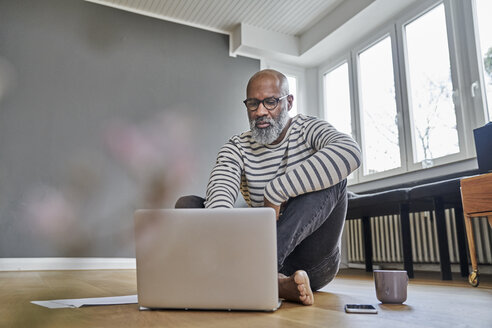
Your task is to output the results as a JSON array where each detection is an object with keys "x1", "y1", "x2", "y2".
[{"x1": 471, "y1": 81, "x2": 479, "y2": 98}]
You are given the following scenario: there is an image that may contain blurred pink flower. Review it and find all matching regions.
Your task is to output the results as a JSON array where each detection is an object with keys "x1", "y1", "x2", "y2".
[
  {"x1": 104, "y1": 110, "x2": 196, "y2": 207},
  {"x1": 23, "y1": 187, "x2": 77, "y2": 239},
  {"x1": 104, "y1": 111, "x2": 194, "y2": 178}
]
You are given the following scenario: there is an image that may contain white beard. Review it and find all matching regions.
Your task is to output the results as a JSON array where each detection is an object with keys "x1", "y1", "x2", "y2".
[{"x1": 249, "y1": 108, "x2": 290, "y2": 145}]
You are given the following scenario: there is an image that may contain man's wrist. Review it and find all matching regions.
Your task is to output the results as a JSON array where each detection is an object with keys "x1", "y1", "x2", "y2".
[{"x1": 264, "y1": 184, "x2": 285, "y2": 206}]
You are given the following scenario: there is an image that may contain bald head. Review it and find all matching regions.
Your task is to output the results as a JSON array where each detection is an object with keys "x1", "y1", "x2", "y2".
[{"x1": 246, "y1": 69, "x2": 289, "y2": 97}]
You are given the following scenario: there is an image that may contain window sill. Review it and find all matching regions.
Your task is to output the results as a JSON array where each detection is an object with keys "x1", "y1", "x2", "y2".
[{"x1": 348, "y1": 157, "x2": 479, "y2": 194}]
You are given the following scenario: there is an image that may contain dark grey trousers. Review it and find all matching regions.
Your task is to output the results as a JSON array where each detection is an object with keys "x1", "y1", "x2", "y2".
[{"x1": 175, "y1": 179, "x2": 347, "y2": 291}]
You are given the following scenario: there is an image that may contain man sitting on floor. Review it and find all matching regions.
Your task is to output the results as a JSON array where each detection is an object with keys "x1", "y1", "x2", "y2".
[{"x1": 176, "y1": 69, "x2": 361, "y2": 305}]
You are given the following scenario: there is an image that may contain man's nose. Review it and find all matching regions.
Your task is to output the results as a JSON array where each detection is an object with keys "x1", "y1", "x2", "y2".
[{"x1": 256, "y1": 102, "x2": 269, "y2": 116}]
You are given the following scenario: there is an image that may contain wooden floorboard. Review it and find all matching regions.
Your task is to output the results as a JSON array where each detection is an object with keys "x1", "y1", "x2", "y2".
[{"x1": 1, "y1": 269, "x2": 491, "y2": 327}]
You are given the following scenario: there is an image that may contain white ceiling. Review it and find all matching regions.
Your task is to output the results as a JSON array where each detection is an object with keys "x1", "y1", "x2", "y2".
[
  {"x1": 86, "y1": 0, "x2": 345, "y2": 36},
  {"x1": 85, "y1": 0, "x2": 419, "y2": 67}
]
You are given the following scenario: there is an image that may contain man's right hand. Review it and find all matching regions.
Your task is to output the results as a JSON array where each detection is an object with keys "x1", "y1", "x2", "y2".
[{"x1": 264, "y1": 197, "x2": 281, "y2": 221}]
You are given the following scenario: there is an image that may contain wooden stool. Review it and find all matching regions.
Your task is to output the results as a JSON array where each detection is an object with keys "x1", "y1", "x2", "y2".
[{"x1": 460, "y1": 172, "x2": 492, "y2": 287}]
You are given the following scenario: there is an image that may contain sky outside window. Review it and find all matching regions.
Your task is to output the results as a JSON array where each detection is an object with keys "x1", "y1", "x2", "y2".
[
  {"x1": 359, "y1": 36, "x2": 401, "y2": 175},
  {"x1": 405, "y1": 4, "x2": 459, "y2": 163},
  {"x1": 286, "y1": 75, "x2": 297, "y2": 117},
  {"x1": 324, "y1": 62, "x2": 355, "y2": 180},
  {"x1": 324, "y1": 62, "x2": 352, "y2": 136}
]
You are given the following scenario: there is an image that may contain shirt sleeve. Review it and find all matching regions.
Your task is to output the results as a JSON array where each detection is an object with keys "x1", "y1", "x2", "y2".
[
  {"x1": 264, "y1": 118, "x2": 361, "y2": 205},
  {"x1": 204, "y1": 139, "x2": 244, "y2": 208}
]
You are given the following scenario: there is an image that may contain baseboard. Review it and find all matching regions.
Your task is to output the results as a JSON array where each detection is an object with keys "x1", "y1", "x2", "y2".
[
  {"x1": 0, "y1": 258, "x2": 136, "y2": 271},
  {"x1": 348, "y1": 262, "x2": 492, "y2": 274},
  {"x1": 347, "y1": 263, "x2": 383, "y2": 270}
]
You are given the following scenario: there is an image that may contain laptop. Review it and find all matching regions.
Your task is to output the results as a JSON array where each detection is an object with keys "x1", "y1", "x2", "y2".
[
  {"x1": 473, "y1": 122, "x2": 492, "y2": 173},
  {"x1": 134, "y1": 208, "x2": 280, "y2": 311}
]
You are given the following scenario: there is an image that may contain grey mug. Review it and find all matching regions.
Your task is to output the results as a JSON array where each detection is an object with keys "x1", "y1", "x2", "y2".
[{"x1": 374, "y1": 270, "x2": 408, "y2": 304}]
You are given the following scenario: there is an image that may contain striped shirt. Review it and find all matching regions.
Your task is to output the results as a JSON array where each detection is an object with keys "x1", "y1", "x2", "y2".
[{"x1": 204, "y1": 114, "x2": 361, "y2": 208}]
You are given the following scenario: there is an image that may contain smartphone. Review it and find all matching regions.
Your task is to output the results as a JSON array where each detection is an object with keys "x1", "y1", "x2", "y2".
[{"x1": 344, "y1": 304, "x2": 378, "y2": 314}]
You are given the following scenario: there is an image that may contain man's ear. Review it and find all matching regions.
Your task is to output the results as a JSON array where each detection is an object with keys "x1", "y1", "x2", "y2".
[{"x1": 287, "y1": 94, "x2": 294, "y2": 111}]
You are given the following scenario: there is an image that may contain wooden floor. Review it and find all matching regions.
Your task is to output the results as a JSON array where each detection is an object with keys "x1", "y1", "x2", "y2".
[{"x1": 1, "y1": 269, "x2": 491, "y2": 328}]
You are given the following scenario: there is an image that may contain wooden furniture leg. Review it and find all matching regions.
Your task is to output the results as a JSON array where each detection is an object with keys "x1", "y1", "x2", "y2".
[
  {"x1": 463, "y1": 214, "x2": 479, "y2": 287},
  {"x1": 434, "y1": 196, "x2": 452, "y2": 280},
  {"x1": 453, "y1": 204, "x2": 469, "y2": 277},
  {"x1": 460, "y1": 173, "x2": 492, "y2": 287},
  {"x1": 362, "y1": 216, "x2": 373, "y2": 272},
  {"x1": 400, "y1": 203, "x2": 414, "y2": 278}
]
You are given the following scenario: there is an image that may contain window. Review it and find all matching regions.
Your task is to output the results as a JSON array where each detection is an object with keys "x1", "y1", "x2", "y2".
[
  {"x1": 320, "y1": 0, "x2": 490, "y2": 185},
  {"x1": 358, "y1": 36, "x2": 401, "y2": 175},
  {"x1": 323, "y1": 62, "x2": 352, "y2": 136},
  {"x1": 261, "y1": 61, "x2": 304, "y2": 117},
  {"x1": 475, "y1": 0, "x2": 492, "y2": 121},
  {"x1": 404, "y1": 4, "x2": 459, "y2": 164},
  {"x1": 286, "y1": 75, "x2": 298, "y2": 117},
  {"x1": 323, "y1": 61, "x2": 356, "y2": 181}
]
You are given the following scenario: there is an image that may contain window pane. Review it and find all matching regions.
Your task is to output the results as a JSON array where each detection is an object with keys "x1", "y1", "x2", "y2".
[
  {"x1": 476, "y1": 0, "x2": 492, "y2": 122},
  {"x1": 405, "y1": 4, "x2": 459, "y2": 163},
  {"x1": 359, "y1": 36, "x2": 401, "y2": 175},
  {"x1": 324, "y1": 62, "x2": 352, "y2": 136},
  {"x1": 286, "y1": 75, "x2": 298, "y2": 117}
]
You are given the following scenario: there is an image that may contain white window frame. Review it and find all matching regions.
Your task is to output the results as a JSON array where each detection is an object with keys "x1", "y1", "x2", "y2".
[
  {"x1": 320, "y1": 0, "x2": 489, "y2": 187},
  {"x1": 321, "y1": 57, "x2": 353, "y2": 136},
  {"x1": 462, "y1": 0, "x2": 491, "y2": 124},
  {"x1": 353, "y1": 27, "x2": 408, "y2": 183},
  {"x1": 261, "y1": 60, "x2": 306, "y2": 116},
  {"x1": 320, "y1": 56, "x2": 357, "y2": 184},
  {"x1": 397, "y1": 0, "x2": 468, "y2": 172}
]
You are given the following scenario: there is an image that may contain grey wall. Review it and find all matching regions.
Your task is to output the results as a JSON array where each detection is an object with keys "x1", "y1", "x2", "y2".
[{"x1": 0, "y1": 0, "x2": 259, "y2": 257}]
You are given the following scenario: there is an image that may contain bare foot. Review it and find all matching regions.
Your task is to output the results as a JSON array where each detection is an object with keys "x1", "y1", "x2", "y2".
[{"x1": 278, "y1": 270, "x2": 314, "y2": 305}]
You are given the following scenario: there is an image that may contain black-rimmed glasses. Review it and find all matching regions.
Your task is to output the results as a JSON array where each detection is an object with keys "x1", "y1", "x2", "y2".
[{"x1": 243, "y1": 95, "x2": 289, "y2": 112}]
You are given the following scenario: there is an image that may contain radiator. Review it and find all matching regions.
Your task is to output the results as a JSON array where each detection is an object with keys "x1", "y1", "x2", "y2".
[{"x1": 346, "y1": 209, "x2": 492, "y2": 265}]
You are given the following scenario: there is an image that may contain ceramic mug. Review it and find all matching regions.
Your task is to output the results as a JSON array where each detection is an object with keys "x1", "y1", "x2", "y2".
[{"x1": 373, "y1": 270, "x2": 408, "y2": 304}]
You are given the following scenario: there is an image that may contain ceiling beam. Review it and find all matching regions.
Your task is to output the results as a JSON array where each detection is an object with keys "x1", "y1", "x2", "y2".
[
  {"x1": 230, "y1": 23, "x2": 299, "y2": 58},
  {"x1": 299, "y1": 0, "x2": 375, "y2": 54}
]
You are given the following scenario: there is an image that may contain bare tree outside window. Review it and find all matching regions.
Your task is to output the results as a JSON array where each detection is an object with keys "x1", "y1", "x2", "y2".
[
  {"x1": 412, "y1": 75, "x2": 457, "y2": 162},
  {"x1": 405, "y1": 4, "x2": 459, "y2": 164},
  {"x1": 484, "y1": 48, "x2": 492, "y2": 77},
  {"x1": 482, "y1": 47, "x2": 492, "y2": 120}
]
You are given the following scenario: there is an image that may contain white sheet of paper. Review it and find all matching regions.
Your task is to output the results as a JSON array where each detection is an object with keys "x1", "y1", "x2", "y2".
[{"x1": 31, "y1": 295, "x2": 138, "y2": 309}]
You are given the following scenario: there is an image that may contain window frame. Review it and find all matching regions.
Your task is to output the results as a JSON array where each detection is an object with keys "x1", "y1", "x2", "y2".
[
  {"x1": 397, "y1": 0, "x2": 468, "y2": 172},
  {"x1": 467, "y1": 0, "x2": 491, "y2": 123},
  {"x1": 353, "y1": 27, "x2": 408, "y2": 182},
  {"x1": 320, "y1": 57, "x2": 357, "y2": 183},
  {"x1": 320, "y1": 0, "x2": 489, "y2": 187},
  {"x1": 321, "y1": 58, "x2": 353, "y2": 136},
  {"x1": 261, "y1": 59, "x2": 306, "y2": 116}
]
